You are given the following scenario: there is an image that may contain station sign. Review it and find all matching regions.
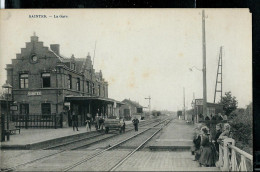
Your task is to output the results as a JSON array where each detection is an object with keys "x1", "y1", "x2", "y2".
[
  {"x1": 64, "y1": 102, "x2": 70, "y2": 106},
  {"x1": 10, "y1": 105, "x2": 18, "y2": 111},
  {"x1": 28, "y1": 91, "x2": 42, "y2": 96},
  {"x1": 195, "y1": 99, "x2": 203, "y2": 106}
]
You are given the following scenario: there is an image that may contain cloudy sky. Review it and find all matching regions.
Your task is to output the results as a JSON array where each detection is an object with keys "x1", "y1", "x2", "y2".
[{"x1": 0, "y1": 9, "x2": 252, "y2": 111}]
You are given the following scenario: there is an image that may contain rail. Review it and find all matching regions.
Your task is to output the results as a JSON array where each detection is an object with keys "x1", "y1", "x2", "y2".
[
  {"x1": 1, "y1": 119, "x2": 164, "y2": 172},
  {"x1": 109, "y1": 118, "x2": 172, "y2": 171},
  {"x1": 217, "y1": 138, "x2": 253, "y2": 171},
  {"x1": 62, "y1": 118, "x2": 171, "y2": 171}
]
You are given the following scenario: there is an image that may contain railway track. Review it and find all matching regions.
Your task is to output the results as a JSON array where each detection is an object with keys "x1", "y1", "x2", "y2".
[
  {"x1": 45, "y1": 119, "x2": 162, "y2": 150},
  {"x1": 2, "y1": 118, "x2": 168, "y2": 172},
  {"x1": 63, "y1": 118, "x2": 172, "y2": 171}
]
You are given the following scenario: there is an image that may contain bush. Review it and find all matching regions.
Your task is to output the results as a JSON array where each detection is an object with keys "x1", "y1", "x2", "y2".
[{"x1": 229, "y1": 103, "x2": 252, "y2": 154}]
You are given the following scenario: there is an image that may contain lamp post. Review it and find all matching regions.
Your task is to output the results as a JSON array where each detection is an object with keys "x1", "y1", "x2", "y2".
[{"x1": 2, "y1": 83, "x2": 12, "y2": 141}]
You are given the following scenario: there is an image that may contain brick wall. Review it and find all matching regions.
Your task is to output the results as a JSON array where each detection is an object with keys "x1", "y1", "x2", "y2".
[{"x1": 6, "y1": 35, "x2": 109, "y2": 117}]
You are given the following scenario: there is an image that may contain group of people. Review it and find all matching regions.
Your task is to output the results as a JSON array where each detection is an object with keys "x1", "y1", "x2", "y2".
[
  {"x1": 72, "y1": 112, "x2": 140, "y2": 133},
  {"x1": 193, "y1": 122, "x2": 232, "y2": 167},
  {"x1": 71, "y1": 112, "x2": 106, "y2": 132},
  {"x1": 204, "y1": 113, "x2": 228, "y2": 121}
]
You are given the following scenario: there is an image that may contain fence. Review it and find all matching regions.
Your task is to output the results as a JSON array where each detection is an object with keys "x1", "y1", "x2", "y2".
[
  {"x1": 11, "y1": 114, "x2": 63, "y2": 129},
  {"x1": 218, "y1": 138, "x2": 253, "y2": 171}
]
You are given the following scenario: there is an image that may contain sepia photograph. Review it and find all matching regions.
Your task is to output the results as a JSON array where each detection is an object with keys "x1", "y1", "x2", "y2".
[{"x1": 0, "y1": 9, "x2": 252, "y2": 171}]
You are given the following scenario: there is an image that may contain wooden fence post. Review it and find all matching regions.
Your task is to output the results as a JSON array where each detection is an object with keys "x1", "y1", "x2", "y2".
[
  {"x1": 223, "y1": 138, "x2": 235, "y2": 171},
  {"x1": 25, "y1": 115, "x2": 28, "y2": 129}
]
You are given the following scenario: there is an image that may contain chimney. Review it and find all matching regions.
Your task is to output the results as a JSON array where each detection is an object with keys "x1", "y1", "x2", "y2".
[
  {"x1": 50, "y1": 44, "x2": 60, "y2": 55},
  {"x1": 31, "y1": 32, "x2": 38, "y2": 42}
]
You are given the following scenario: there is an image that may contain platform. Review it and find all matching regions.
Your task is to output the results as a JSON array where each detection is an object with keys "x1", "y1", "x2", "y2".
[
  {"x1": 0, "y1": 120, "x2": 135, "y2": 150},
  {"x1": 149, "y1": 119, "x2": 195, "y2": 151}
]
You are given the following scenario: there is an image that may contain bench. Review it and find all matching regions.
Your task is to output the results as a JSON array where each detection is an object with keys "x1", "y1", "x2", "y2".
[{"x1": 4, "y1": 122, "x2": 21, "y2": 135}]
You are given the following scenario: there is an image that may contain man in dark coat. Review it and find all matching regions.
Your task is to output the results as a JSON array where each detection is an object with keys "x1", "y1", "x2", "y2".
[
  {"x1": 132, "y1": 117, "x2": 139, "y2": 131},
  {"x1": 72, "y1": 112, "x2": 79, "y2": 131}
]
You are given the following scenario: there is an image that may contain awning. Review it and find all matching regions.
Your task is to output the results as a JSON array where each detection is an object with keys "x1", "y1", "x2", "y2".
[{"x1": 64, "y1": 96, "x2": 124, "y2": 105}]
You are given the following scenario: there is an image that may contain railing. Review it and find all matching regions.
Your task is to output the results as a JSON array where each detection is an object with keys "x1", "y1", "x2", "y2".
[
  {"x1": 11, "y1": 114, "x2": 62, "y2": 129},
  {"x1": 217, "y1": 138, "x2": 253, "y2": 171}
]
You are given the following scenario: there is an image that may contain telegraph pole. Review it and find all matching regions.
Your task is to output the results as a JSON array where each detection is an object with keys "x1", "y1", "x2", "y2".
[
  {"x1": 93, "y1": 41, "x2": 97, "y2": 67},
  {"x1": 183, "y1": 87, "x2": 185, "y2": 120},
  {"x1": 145, "y1": 96, "x2": 151, "y2": 115},
  {"x1": 202, "y1": 10, "x2": 207, "y2": 119}
]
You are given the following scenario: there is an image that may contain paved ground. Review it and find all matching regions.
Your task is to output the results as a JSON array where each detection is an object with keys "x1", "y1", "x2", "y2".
[
  {"x1": 0, "y1": 118, "x2": 220, "y2": 171},
  {"x1": 116, "y1": 118, "x2": 220, "y2": 171},
  {"x1": 115, "y1": 151, "x2": 219, "y2": 171},
  {"x1": 149, "y1": 119, "x2": 195, "y2": 149}
]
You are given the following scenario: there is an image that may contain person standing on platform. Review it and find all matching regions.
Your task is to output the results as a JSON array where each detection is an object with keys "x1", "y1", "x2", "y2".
[
  {"x1": 193, "y1": 127, "x2": 202, "y2": 161},
  {"x1": 132, "y1": 117, "x2": 139, "y2": 131},
  {"x1": 85, "y1": 114, "x2": 91, "y2": 132},
  {"x1": 216, "y1": 113, "x2": 223, "y2": 121},
  {"x1": 72, "y1": 111, "x2": 79, "y2": 131},
  {"x1": 95, "y1": 114, "x2": 99, "y2": 131},
  {"x1": 199, "y1": 127, "x2": 217, "y2": 167}
]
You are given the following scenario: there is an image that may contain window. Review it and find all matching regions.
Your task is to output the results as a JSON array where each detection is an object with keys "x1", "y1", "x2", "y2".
[
  {"x1": 20, "y1": 104, "x2": 29, "y2": 114},
  {"x1": 68, "y1": 75, "x2": 72, "y2": 89},
  {"x1": 86, "y1": 81, "x2": 90, "y2": 93},
  {"x1": 76, "y1": 78, "x2": 80, "y2": 91},
  {"x1": 137, "y1": 108, "x2": 143, "y2": 113},
  {"x1": 98, "y1": 85, "x2": 101, "y2": 96},
  {"x1": 42, "y1": 103, "x2": 51, "y2": 118},
  {"x1": 42, "y1": 73, "x2": 50, "y2": 88},
  {"x1": 92, "y1": 83, "x2": 95, "y2": 94},
  {"x1": 20, "y1": 74, "x2": 28, "y2": 88}
]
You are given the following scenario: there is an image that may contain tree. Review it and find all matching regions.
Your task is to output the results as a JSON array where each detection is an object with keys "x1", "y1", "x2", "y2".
[{"x1": 220, "y1": 91, "x2": 238, "y2": 116}]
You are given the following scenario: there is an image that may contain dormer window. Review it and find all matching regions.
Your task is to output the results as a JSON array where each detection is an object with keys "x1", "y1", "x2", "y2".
[{"x1": 71, "y1": 63, "x2": 75, "y2": 70}]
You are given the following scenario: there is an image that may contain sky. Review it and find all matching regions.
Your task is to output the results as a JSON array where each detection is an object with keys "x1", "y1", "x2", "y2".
[{"x1": 0, "y1": 9, "x2": 252, "y2": 111}]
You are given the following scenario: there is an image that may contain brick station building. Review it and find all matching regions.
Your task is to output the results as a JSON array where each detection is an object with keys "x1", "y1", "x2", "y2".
[{"x1": 5, "y1": 34, "x2": 121, "y2": 127}]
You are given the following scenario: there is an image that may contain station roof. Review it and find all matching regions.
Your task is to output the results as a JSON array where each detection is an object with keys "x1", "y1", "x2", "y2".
[{"x1": 64, "y1": 96, "x2": 124, "y2": 105}]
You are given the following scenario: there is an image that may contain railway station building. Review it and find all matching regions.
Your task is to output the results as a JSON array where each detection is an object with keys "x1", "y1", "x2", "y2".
[
  {"x1": 194, "y1": 99, "x2": 223, "y2": 122},
  {"x1": 120, "y1": 99, "x2": 144, "y2": 120},
  {"x1": 5, "y1": 34, "x2": 122, "y2": 128}
]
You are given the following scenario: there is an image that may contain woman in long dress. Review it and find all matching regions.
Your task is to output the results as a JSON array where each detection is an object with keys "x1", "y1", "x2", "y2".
[
  {"x1": 214, "y1": 123, "x2": 223, "y2": 153},
  {"x1": 199, "y1": 127, "x2": 217, "y2": 167}
]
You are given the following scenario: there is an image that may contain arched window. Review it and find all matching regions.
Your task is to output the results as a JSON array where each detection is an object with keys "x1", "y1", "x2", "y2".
[{"x1": 42, "y1": 73, "x2": 50, "y2": 88}]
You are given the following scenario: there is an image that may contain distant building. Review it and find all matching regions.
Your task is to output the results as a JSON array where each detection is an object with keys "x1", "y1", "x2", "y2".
[
  {"x1": 120, "y1": 99, "x2": 143, "y2": 120},
  {"x1": 5, "y1": 34, "x2": 121, "y2": 127}
]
